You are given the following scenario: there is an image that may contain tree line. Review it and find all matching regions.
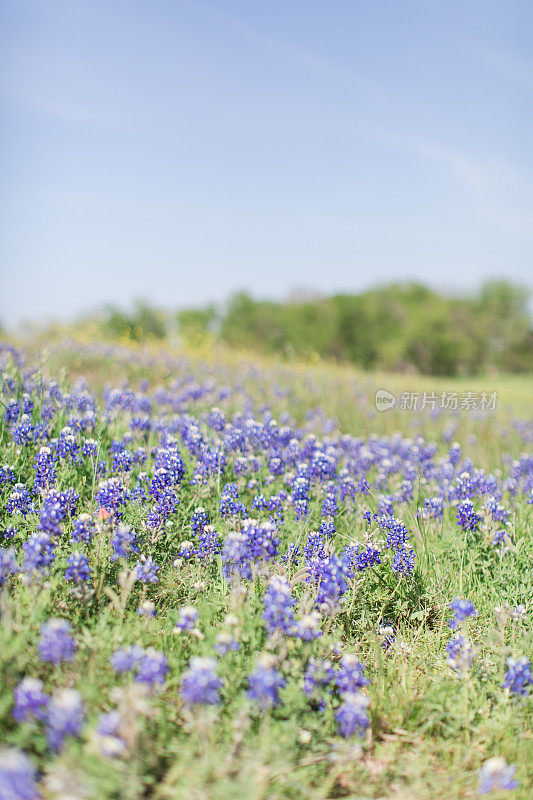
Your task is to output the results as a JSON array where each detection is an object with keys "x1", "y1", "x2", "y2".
[{"x1": 94, "y1": 281, "x2": 532, "y2": 376}]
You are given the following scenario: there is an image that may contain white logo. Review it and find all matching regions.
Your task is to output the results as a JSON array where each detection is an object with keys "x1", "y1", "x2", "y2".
[{"x1": 375, "y1": 389, "x2": 395, "y2": 411}]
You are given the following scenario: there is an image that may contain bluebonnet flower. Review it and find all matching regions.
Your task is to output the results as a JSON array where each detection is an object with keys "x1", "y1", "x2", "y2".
[
  {"x1": 39, "y1": 489, "x2": 79, "y2": 536},
  {"x1": 10, "y1": 415, "x2": 36, "y2": 446},
  {"x1": 112, "y1": 449, "x2": 134, "y2": 474},
  {"x1": 146, "y1": 485, "x2": 179, "y2": 530},
  {"x1": 448, "y1": 598, "x2": 477, "y2": 630},
  {"x1": 110, "y1": 524, "x2": 139, "y2": 561},
  {"x1": 207, "y1": 407, "x2": 225, "y2": 431},
  {"x1": 247, "y1": 655, "x2": 286, "y2": 708},
  {"x1": 45, "y1": 688, "x2": 85, "y2": 751},
  {"x1": 375, "y1": 514, "x2": 409, "y2": 549},
  {"x1": 379, "y1": 624, "x2": 396, "y2": 652},
  {"x1": 175, "y1": 606, "x2": 199, "y2": 633},
  {"x1": 53, "y1": 427, "x2": 79, "y2": 460},
  {"x1": 33, "y1": 446, "x2": 57, "y2": 493},
  {"x1": 492, "y1": 529, "x2": 508, "y2": 547},
  {"x1": 478, "y1": 757, "x2": 519, "y2": 794},
  {"x1": 94, "y1": 477, "x2": 130, "y2": 516},
  {"x1": 446, "y1": 634, "x2": 473, "y2": 675},
  {"x1": 153, "y1": 446, "x2": 185, "y2": 485},
  {"x1": 38, "y1": 619, "x2": 76, "y2": 665},
  {"x1": 318, "y1": 517, "x2": 336, "y2": 538},
  {"x1": 221, "y1": 519, "x2": 279, "y2": 580},
  {"x1": 195, "y1": 525, "x2": 221, "y2": 562},
  {"x1": 173, "y1": 541, "x2": 193, "y2": 563},
  {"x1": 6, "y1": 484, "x2": 35, "y2": 517},
  {"x1": 3, "y1": 398, "x2": 21, "y2": 424},
  {"x1": 307, "y1": 553, "x2": 350, "y2": 615},
  {"x1": 304, "y1": 531, "x2": 327, "y2": 562},
  {"x1": 181, "y1": 657, "x2": 223, "y2": 705},
  {"x1": 303, "y1": 657, "x2": 335, "y2": 701},
  {"x1": 0, "y1": 465, "x2": 16, "y2": 486},
  {"x1": 456, "y1": 498, "x2": 482, "y2": 532},
  {"x1": 334, "y1": 655, "x2": 369, "y2": 693},
  {"x1": 262, "y1": 577, "x2": 296, "y2": 636},
  {"x1": 65, "y1": 552, "x2": 91, "y2": 583},
  {"x1": 486, "y1": 497, "x2": 510, "y2": 525},
  {"x1": 280, "y1": 542, "x2": 300, "y2": 564},
  {"x1": 110, "y1": 645, "x2": 145, "y2": 673},
  {"x1": 2, "y1": 525, "x2": 17, "y2": 540},
  {"x1": 134, "y1": 555, "x2": 159, "y2": 583},
  {"x1": 137, "y1": 600, "x2": 157, "y2": 617},
  {"x1": 219, "y1": 483, "x2": 247, "y2": 518},
  {"x1": 214, "y1": 632, "x2": 239, "y2": 656},
  {"x1": 420, "y1": 496, "x2": 445, "y2": 519},
  {"x1": 12, "y1": 677, "x2": 49, "y2": 722},
  {"x1": 294, "y1": 612, "x2": 322, "y2": 641},
  {"x1": 348, "y1": 543, "x2": 381, "y2": 572},
  {"x1": 0, "y1": 747, "x2": 39, "y2": 800},
  {"x1": 21, "y1": 532, "x2": 55, "y2": 573},
  {"x1": 135, "y1": 648, "x2": 169, "y2": 686},
  {"x1": 321, "y1": 492, "x2": 339, "y2": 518},
  {"x1": 82, "y1": 438, "x2": 98, "y2": 458},
  {"x1": 96, "y1": 711, "x2": 126, "y2": 757},
  {"x1": 190, "y1": 506, "x2": 209, "y2": 533},
  {"x1": 71, "y1": 513, "x2": 96, "y2": 544},
  {"x1": 0, "y1": 547, "x2": 18, "y2": 586},
  {"x1": 392, "y1": 546, "x2": 415, "y2": 575},
  {"x1": 502, "y1": 656, "x2": 532, "y2": 697},
  {"x1": 293, "y1": 497, "x2": 309, "y2": 520},
  {"x1": 335, "y1": 692, "x2": 370, "y2": 738}
]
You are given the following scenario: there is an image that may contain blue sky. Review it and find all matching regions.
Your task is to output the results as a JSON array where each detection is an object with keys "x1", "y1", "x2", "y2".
[{"x1": 1, "y1": 0, "x2": 532, "y2": 326}]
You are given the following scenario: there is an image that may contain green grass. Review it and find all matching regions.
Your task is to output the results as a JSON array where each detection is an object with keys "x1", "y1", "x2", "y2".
[{"x1": 0, "y1": 340, "x2": 531, "y2": 799}]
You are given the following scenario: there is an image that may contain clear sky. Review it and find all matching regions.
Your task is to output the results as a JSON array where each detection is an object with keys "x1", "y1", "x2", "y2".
[{"x1": 1, "y1": 0, "x2": 532, "y2": 327}]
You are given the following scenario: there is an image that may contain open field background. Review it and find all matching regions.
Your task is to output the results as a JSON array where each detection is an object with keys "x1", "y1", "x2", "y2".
[{"x1": 0, "y1": 338, "x2": 531, "y2": 800}]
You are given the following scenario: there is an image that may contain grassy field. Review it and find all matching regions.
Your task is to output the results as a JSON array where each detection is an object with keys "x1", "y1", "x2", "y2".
[{"x1": 0, "y1": 339, "x2": 531, "y2": 799}]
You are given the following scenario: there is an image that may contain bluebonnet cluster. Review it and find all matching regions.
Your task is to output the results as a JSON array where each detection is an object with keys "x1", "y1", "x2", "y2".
[
  {"x1": 456, "y1": 498, "x2": 482, "y2": 532},
  {"x1": 181, "y1": 657, "x2": 223, "y2": 705},
  {"x1": 221, "y1": 519, "x2": 279, "y2": 580},
  {"x1": 175, "y1": 605, "x2": 199, "y2": 632},
  {"x1": 334, "y1": 655, "x2": 369, "y2": 693},
  {"x1": 448, "y1": 598, "x2": 477, "y2": 630},
  {"x1": 247, "y1": 655, "x2": 286, "y2": 708},
  {"x1": 111, "y1": 523, "x2": 139, "y2": 561},
  {"x1": 335, "y1": 692, "x2": 370, "y2": 738},
  {"x1": 502, "y1": 656, "x2": 532, "y2": 697},
  {"x1": 0, "y1": 547, "x2": 18, "y2": 586},
  {"x1": 21, "y1": 532, "x2": 55, "y2": 573},
  {"x1": 110, "y1": 645, "x2": 168, "y2": 686},
  {"x1": 71, "y1": 513, "x2": 96, "y2": 543},
  {"x1": 65, "y1": 551, "x2": 91, "y2": 583},
  {"x1": 134, "y1": 554, "x2": 159, "y2": 583},
  {"x1": 190, "y1": 506, "x2": 209, "y2": 533},
  {"x1": 262, "y1": 577, "x2": 296, "y2": 635},
  {"x1": 12, "y1": 677, "x2": 49, "y2": 722},
  {"x1": 94, "y1": 477, "x2": 130, "y2": 516},
  {"x1": 1, "y1": 346, "x2": 531, "y2": 790},
  {"x1": 478, "y1": 757, "x2": 519, "y2": 794},
  {"x1": 6, "y1": 484, "x2": 35, "y2": 517},
  {"x1": 446, "y1": 634, "x2": 473, "y2": 676},
  {"x1": 0, "y1": 748, "x2": 39, "y2": 800},
  {"x1": 45, "y1": 688, "x2": 85, "y2": 751},
  {"x1": 219, "y1": 482, "x2": 247, "y2": 518},
  {"x1": 96, "y1": 711, "x2": 126, "y2": 758},
  {"x1": 38, "y1": 619, "x2": 76, "y2": 665},
  {"x1": 303, "y1": 657, "x2": 335, "y2": 708}
]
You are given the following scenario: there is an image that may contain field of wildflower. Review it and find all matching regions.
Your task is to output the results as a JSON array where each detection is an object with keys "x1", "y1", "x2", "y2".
[{"x1": 0, "y1": 340, "x2": 531, "y2": 800}]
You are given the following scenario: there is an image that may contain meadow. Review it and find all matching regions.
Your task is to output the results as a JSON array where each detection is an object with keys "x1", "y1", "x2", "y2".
[{"x1": 0, "y1": 339, "x2": 531, "y2": 800}]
